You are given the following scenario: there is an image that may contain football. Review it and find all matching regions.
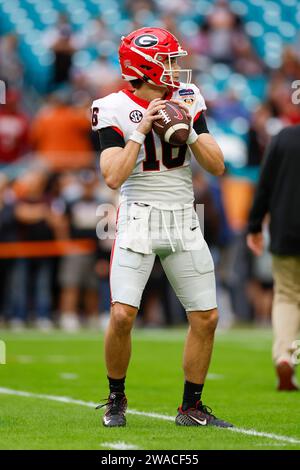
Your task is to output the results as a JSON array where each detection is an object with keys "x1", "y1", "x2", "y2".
[{"x1": 152, "y1": 101, "x2": 190, "y2": 146}]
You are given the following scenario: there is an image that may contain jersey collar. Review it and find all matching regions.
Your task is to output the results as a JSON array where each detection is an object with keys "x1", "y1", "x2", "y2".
[{"x1": 121, "y1": 89, "x2": 173, "y2": 109}]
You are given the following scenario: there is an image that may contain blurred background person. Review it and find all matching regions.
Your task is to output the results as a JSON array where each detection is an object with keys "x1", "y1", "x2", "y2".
[
  {"x1": 0, "y1": 89, "x2": 30, "y2": 167},
  {"x1": 0, "y1": 173, "x2": 17, "y2": 325},
  {"x1": 9, "y1": 167, "x2": 60, "y2": 331},
  {"x1": 246, "y1": 104, "x2": 273, "y2": 168},
  {"x1": 247, "y1": 125, "x2": 300, "y2": 391},
  {"x1": 29, "y1": 87, "x2": 93, "y2": 171},
  {"x1": 0, "y1": 34, "x2": 23, "y2": 88},
  {"x1": 58, "y1": 169, "x2": 105, "y2": 331},
  {"x1": 204, "y1": 0, "x2": 246, "y2": 65},
  {"x1": 80, "y1": 54, "x2": 122, "y2": 97},
  {"x1": 43, "y1": 13, "x2": 78, "y2": 89}
]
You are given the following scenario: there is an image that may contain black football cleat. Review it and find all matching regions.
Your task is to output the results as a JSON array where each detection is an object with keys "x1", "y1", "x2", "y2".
[
  {"x1": 176, "y1": 401, "x2": 233, "y2": 428},
  {"x1": 96, "y1": 392, "x2": 127, "y2": 427}
]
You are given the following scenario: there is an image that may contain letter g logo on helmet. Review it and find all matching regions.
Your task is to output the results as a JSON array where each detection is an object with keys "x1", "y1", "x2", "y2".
[{"x1": 134, "y1": 34, "x2": 159, "y2": 48}]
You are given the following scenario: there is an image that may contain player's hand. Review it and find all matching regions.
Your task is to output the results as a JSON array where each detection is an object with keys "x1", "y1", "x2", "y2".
[
  {"x1": 246, "y1": 232, "x2": 264, "y2": 256},
  {"x1": 137, "y1": 98, "x2": 166, "y2": 135},
  {"x1": 170, "y1": 99, "x2": 192, "y2": 122}
]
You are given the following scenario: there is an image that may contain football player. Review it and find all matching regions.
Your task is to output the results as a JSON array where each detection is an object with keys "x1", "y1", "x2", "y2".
[{"x1": 92, "y1": 27, "x2": 233, "y2": 428}]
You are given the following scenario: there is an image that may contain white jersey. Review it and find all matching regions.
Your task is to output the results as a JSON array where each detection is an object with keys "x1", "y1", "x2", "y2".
[{"x1": 91, "y1": 83, "x2": 207, "y2": 207}]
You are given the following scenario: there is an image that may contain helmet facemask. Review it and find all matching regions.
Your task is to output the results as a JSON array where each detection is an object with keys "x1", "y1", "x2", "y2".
[{"x1": 155, "y1": 52, "x2": 192, "y2": 89}]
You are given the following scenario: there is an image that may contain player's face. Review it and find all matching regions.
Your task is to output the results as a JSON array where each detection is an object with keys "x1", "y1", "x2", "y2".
[{"x1": 157, "y1": 55, "x2": 181, "y2": 81}]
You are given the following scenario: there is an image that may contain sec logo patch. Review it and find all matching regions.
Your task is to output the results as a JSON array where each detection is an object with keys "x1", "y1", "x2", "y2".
[{"x1": 129, "y1": 110, "x2": 143, "y2": 123}]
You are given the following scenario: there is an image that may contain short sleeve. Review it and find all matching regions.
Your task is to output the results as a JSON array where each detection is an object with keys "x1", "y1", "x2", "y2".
[
  {"x1": 91, "y1": 97, "x2": 118, "y2": 132},
  {"x1": 185, "y1": 84, "x2": 207, "y2": 134},
  {"x1": 98, "y1": 127, "x2": 125, "y2": 152},
  {"x1": 191, "y1": 84, "x2": 207, "y2": 121},
  {"x1": 193, "y1": 113, "x2": 209, "y2": 134},
  {"x1": 91, "y1": 96, "x2": 125, "y2": 152}
]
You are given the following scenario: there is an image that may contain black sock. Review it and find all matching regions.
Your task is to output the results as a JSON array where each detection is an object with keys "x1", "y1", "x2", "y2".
[
  {"x1": 181, "y1": 381, "x2": 204, "y2": 411},
  {"x1": 108, "y1": 376, "x2": 126, "y2": 395}
]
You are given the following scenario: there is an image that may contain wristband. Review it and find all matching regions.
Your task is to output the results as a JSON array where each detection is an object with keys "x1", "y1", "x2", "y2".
[
  {"x1": 129, "y1": 130, "x2": 146, "y2": 145},
  {"x1": 187, "y1": 128, "x2": 198, "y2": 145}
]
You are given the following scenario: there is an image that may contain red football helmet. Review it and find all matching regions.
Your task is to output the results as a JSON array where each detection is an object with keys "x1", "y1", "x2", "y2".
[{"x1": 119, "y1": 27, "x2": 192, "y2": 89}]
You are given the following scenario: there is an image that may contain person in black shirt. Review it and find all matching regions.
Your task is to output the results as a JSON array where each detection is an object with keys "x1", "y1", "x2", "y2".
[{"x1": 247, "y1": 125, "x2": 300, "y2": 391}]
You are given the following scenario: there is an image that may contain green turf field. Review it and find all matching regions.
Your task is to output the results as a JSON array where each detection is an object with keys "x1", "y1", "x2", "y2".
[{"x1": 0, "y1": 327, "x2": 299, "y2": 450}]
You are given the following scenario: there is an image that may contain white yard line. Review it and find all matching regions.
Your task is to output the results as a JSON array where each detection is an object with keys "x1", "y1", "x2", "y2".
[
  {"x1": 101, "y1": 442, "x2": 139, "y2": 450},
  {"x1": 207, "y1": 373, "x2": 224, "y2": 380},
  {"x1": 256, "y1": 442, "x2": 288, "y2": 447},
  {"x1": 226, "y1": 427, "x2": 300, "y2": 444},
  {"x1": 14, "y1": 355, "x2": 92, "y2": 364},
  {"x1": 15, "y1": 355, "x2": 34, "y2": 363},
  {"x1": 59, "y1": 373, "x2": 79, "y2": 380},
  {"x1": 0, "y1": 387, "x2": 299, "y2": 446}
]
